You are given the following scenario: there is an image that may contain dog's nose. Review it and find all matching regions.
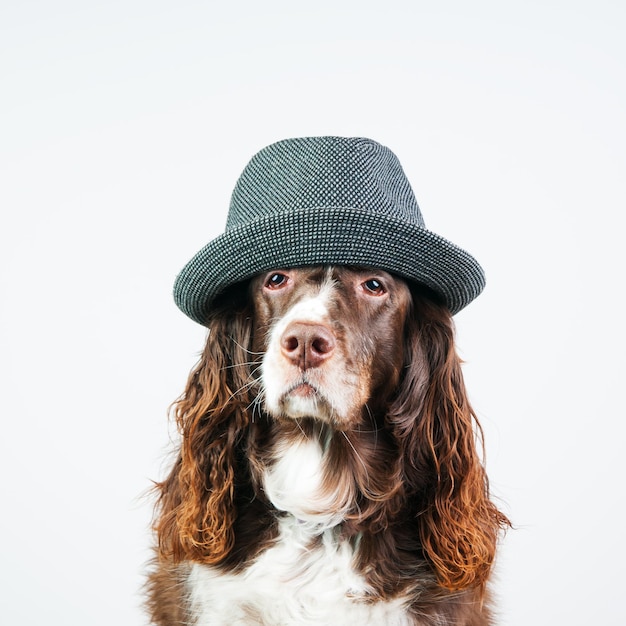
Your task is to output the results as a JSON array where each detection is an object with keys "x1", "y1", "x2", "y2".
[{"x1": 280, "y1": 322, "x2": 336, "y2": 370}]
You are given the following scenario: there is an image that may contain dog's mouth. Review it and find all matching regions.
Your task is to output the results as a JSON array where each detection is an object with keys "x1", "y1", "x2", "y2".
[
  {"x1": 288, "y1": 382, "x2": 317, "y2": 397},
  {"x1": 277, "y1": 379, "x2": 331, "y2": 420}
]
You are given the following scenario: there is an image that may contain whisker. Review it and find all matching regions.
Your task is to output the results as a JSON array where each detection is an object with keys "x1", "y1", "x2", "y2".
[
  {"x1": 229, "y1": 337, "x2": 265, "y2": 357},
  {"x1": 226, "y1": 376, "x2": 261, "y2": 404},
  {"x1": 294, "y1": 417, "x2": 307, "y2": 438},
  {"x1": 341, "y1": 431, "x2": 370, "y2": 486},
  {"x1": 248, "y1": 392, "x2": 265, "y2": 422},
  {"x1": 360, "y1": 404, "x2": 381, "y2": 444},
  {"x1": 221, "y1": 361, "x2": 260, "y2": 371}
]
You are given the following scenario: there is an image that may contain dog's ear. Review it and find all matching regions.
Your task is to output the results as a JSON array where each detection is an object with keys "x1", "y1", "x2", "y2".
[
  {"x1": 390, "y1": 289, "x2": 510, "y2": 592},
  {"x1": 154, "y1": 288, "x2": 253, "y2": 565}
]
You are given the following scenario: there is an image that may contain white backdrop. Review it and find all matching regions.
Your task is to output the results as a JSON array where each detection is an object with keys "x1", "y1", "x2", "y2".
[{"x1": 1, "y1": 1, "x2": 624, "y2": 624}]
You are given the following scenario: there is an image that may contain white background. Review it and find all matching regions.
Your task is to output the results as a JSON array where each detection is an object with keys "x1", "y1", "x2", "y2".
[{"x1": 1, "y1": 1, "x2": 624, "y2": 624}]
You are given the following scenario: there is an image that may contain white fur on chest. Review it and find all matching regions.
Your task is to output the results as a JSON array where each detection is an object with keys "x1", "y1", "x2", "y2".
[
  {"x1": 188, "y1": 517, "x2": 411, "y2": 626},
  {"x1": 262, "y1": 435, "x2": 350, "y2": 530},
  {"x1": 187, "y1": 438, "x2": 412, "y2": 625}
]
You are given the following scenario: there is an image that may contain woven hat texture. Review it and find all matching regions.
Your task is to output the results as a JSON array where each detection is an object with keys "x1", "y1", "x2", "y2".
[{"x1": 174, "y1": 136, "x2": 485, "y2": 324}]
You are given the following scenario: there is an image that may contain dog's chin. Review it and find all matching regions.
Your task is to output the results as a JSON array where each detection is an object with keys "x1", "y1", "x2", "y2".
[
  {"x1": 281, "y1": 389, "x2": 331, "y2": 421},
  {"x1": 270, "y1": 384, "x2": 337, "y2": 424}
]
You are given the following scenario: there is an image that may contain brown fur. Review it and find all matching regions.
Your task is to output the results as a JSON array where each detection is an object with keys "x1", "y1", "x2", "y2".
[{"x1": 147, "y1": 267, "x2": 509, "y2": 624}]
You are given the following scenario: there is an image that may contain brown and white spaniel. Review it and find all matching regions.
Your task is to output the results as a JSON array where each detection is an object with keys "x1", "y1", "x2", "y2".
[{"x1": 147, "y1": 265, "x2": 509, "y2": 625}]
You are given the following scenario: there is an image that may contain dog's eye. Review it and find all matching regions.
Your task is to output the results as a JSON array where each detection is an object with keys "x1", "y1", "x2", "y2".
[
  {"x1": 362, "y1": 279, "x2": 386, "y2": 295},
  {"x1": 265, "y1": 273, "x2": 289, "y2": 290}
]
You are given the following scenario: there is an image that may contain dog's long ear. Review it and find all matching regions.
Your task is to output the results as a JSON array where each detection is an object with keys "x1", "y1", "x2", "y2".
[
  {"x1": 154, "y1": 288, "x2": 253, "y2": 565},
  {"x1": 390, "y1": 289, "x2": 510, "y2": 592}
]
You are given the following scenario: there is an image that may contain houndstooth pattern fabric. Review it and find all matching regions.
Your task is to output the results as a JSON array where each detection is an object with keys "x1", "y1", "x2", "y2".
[
  {"x1": 174, "y1": 137, "x2": 485, "y2": 325},
  {"x1": 227, "y1": 137, "x2": 425, "y2": 230}
]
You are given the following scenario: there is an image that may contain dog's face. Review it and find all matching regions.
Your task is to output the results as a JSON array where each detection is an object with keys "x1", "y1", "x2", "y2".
[{"x1": 250, "y1": 266, "x2": 412, "y2": 429}]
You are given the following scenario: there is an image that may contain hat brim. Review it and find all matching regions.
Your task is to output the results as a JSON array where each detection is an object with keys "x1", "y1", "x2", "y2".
[{"x1": 174, "y1": 207, "x2": 485, "y2": 325}]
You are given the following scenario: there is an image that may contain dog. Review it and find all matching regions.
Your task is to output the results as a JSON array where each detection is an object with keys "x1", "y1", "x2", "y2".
[{"x1": 146, "y1": 137, "x2": 509, "y2": 625}]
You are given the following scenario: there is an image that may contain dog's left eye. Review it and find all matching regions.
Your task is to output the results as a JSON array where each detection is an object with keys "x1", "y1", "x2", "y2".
[
  {"x1": 265, "y1": 273, "x2": 289, "y2": 289},
  {"x1": 362, "y1": 279, "x2": 386, "y2": 295}
]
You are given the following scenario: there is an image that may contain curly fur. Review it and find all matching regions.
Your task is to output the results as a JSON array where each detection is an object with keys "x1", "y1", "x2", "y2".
[{"x1": 147, "y1": 267, "x2": 509, "y2": 625}]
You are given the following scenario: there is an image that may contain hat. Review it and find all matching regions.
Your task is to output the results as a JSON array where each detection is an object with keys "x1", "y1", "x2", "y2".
[{"x1": 174, "y1": 136, "x2": 485, "y2": 325}]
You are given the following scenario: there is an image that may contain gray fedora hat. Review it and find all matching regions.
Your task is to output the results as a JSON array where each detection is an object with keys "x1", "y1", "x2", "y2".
[{"x1": 174, "y1": 136, "x2": 485, "y2": 325}]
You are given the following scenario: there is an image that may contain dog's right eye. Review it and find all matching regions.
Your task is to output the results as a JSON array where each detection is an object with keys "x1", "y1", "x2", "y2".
[
  {"x1": 265, "y1": 273, "x2": 289, "y2": 290},
  {"x1": 361, "y1": 278, "x2": 387, "y2": 296}
]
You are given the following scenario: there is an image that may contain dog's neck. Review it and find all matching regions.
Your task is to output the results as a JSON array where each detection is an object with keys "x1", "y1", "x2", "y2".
[{"x1": 261, "y1": 421, "x2": 356, "y2": 532}]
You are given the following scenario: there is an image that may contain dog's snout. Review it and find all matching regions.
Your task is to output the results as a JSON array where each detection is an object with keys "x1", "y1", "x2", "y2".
[{"x1": 280, "y1": 322, "x2": 336, "y2": 370}]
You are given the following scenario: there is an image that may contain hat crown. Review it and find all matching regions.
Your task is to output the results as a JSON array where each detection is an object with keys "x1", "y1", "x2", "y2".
[{"x1": 226, "y1": 136, "x2": 425, "y2": 230}]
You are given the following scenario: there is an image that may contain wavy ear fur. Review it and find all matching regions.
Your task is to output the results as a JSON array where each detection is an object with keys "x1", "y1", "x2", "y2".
[
  {"x1": 154, "y1": 288, "x2": 254, "y2": 565},
  {"x1": 390, "y1": 287, "x2": 510, "y2": 592}
]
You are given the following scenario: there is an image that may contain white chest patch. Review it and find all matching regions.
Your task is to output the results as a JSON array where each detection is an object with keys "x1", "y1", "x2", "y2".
[
  {"x1": 187, "y1": 517, "x2": 412, "y2": 626},
  {"x1": 187, "y1": 438, "x2": 412, "y2": 625}
]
